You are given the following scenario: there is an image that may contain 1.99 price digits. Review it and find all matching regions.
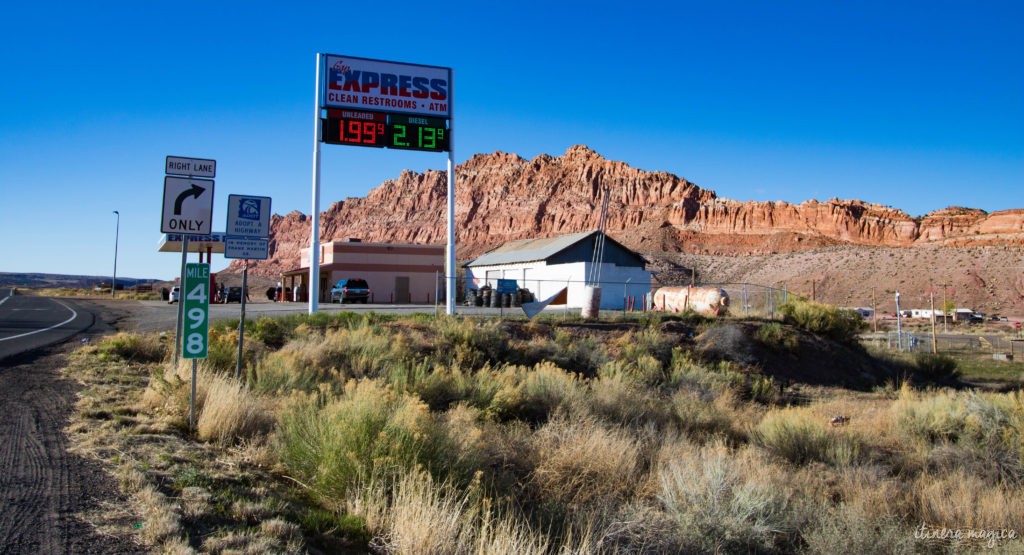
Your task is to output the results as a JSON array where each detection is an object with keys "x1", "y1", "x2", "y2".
[{"x1": 341, "y1": 120, "x2": 385, "y2": 146}]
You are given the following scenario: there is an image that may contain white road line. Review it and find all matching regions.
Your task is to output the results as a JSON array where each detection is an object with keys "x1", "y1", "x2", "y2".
[{"x1": 0, "y1": 299, "x2": 79, "y2": 343}]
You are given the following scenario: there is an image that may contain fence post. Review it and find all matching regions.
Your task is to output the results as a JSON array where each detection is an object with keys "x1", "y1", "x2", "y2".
[{"x1": 745, "y1": 284, "x2": 753, "y2": 319}]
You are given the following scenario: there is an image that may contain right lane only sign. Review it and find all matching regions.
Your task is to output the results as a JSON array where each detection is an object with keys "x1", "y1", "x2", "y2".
[{"x1": 162, "y1": 176, "x2": 214, "y2": 234}]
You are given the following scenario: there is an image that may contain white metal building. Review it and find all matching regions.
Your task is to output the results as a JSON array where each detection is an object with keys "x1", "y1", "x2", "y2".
[{"x1": 464, "y1": 231, "x2": 651, "y2": 309}]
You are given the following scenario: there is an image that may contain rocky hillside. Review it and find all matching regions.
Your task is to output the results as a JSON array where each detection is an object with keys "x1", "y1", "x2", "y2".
[{"x1": 232, "y1": 145, "x2": 1024, "y2": 312}]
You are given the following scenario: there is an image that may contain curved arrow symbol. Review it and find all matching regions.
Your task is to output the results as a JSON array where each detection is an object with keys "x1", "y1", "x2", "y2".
[{"x1": 174, "y1": 183, "x2": 206, "y2": 215}]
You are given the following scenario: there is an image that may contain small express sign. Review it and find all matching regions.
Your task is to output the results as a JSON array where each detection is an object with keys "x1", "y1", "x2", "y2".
[{"x1": 321, "y1": 110, "x2": 449, "y2": 152}]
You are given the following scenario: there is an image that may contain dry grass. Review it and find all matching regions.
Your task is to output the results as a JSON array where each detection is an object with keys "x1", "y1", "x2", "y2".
[
  {"x1": 63, "y1": 314, "x2": 1024, "y2": 553},
  {"x1": 913, "y1": 470, "x2": 1024, "y2": 532},
  {"x1": 134, "y1": 484, "x2": 183, "y2": 547},
  {"x1": 351, "y1": 470, "x2": 550, "y2": 554},
  {"x1": 529, "y1": 414, "x2": 644, "y2": 514},
  {"x1": 196, "y1": 371, "x2": 274, "y2": 444},
  {"x1": 752, "y1": 406, "x2": 869, "y2": 467},
  {"x1": 655, "y1": 438, "x2": 794, "y2": 553}
]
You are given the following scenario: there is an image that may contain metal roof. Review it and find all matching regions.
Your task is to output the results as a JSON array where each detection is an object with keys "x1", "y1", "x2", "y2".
[{"x1": 466, "y1": 231, "x2": 600, "y2": 267}]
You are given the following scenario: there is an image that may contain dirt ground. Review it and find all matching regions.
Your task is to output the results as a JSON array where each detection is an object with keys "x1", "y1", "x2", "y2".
[{"x1": 0, "y1": 302, "x2": 144, "y2": 554}]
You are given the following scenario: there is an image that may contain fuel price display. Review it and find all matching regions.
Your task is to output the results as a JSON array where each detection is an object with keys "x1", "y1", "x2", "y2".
[
  {"x1": 388, "y1": 115, "x2": 449, "y2": 152},
  {"x1": 321, "y1": 110, "x2": 450, "y2": 152},
  {"x1": 322, "y1": 110, "x2": 387, "y2": 148}
]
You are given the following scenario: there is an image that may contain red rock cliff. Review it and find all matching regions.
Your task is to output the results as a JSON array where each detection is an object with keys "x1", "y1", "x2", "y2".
[{"x1": 236, "y1": 145, "x2": 1023, "y2": 277}]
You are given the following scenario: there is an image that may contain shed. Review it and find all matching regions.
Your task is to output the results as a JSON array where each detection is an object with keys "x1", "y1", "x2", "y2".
[{"x1": 464, "y1": 231, "x2": 651, "y2": 309}]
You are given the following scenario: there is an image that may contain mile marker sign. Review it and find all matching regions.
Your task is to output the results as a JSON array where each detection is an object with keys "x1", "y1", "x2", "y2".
[{"x1": 162, "y1": 176, "x2": 215, "y2": 234}]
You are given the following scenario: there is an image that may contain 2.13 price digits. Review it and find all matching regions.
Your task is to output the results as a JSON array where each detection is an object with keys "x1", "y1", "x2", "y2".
[{"x1": 388, "y1": 115, "x2": 449, "y2": 152}]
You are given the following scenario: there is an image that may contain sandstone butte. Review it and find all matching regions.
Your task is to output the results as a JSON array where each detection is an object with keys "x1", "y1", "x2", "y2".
[{"x1": 232, "y1": 145, "x2": 1023, "y2": 283}]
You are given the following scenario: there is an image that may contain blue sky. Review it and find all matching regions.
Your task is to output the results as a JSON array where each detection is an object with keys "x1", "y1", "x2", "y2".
[{"x1": 0, "y1": 1, "x2": 1021, "y2": 280}]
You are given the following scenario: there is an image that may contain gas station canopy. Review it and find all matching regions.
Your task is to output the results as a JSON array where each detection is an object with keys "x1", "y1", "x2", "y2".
[{"x1": 158, "y1": 233, "x2": 226, "y2": 253}]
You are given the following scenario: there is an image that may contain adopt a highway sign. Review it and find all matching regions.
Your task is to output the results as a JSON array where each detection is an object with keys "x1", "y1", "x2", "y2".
[
  {"x1": 226, "y1": 194, "x2": 271, "y2": 238},
  {"x1": 162, "y1": 176, "x2": 214, "y2": 235}
]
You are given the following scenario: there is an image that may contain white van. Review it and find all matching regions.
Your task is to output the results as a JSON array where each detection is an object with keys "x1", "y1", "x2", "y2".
[{"x1": 168, "y1": 285, "x2": 180, "y2": 304}]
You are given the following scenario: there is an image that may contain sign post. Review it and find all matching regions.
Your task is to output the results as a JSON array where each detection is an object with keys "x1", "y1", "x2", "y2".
[
  {"x1": 312, "y1": 53, "x2": 454, "y2": 314},
  {"x1": 182, "y1": 262, "x2": 210, "y2": 429},
  {"x1": 224, "y1": 194, "x2": 271, "y2": 380},
  {"x1": 162, "y1": 155, "x2": 216, "y2": 424}
]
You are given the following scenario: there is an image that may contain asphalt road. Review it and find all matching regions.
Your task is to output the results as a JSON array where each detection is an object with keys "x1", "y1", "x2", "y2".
[{"x1": 0, "y1": 288, "x2": 95, "y2": 360}]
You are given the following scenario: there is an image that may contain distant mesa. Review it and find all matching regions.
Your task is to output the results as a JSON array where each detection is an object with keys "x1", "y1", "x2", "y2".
[{"x1": 235, "y1": 145, "x2": 1022, "y2": 278}]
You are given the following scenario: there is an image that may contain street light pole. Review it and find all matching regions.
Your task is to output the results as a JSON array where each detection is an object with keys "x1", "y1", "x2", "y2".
[
  {"x1": 895, "y1": 290, "x2": 903, "y2": 352},
  {"x1": 112, "y1": 210, "x2": 120, "y2": 298}
]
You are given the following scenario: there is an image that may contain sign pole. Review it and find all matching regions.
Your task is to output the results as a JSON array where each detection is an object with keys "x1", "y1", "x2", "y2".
[
  {"x1": 446, "y1": 72, "x2": 456, "y2": 316},
  {"x1": 309, "y1": 53, "x2": 323, "y2": 315},
  {"x1": 173, "y1": 236, "x2": 189, "y2": 367},
  {"x1": 236, "y1": 261, "x2": 248, "y2": 380},
  {"x1": 446, "y1": 150, "x2": 456, "y2": 315},
  {"x1": 190, "y1": 360, "x2": 198, "y2": 429}
]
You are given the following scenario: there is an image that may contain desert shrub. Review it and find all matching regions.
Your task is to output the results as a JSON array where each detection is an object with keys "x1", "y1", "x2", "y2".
[
  {"x1": 667, "y1": 349, "x2": 778, "y2": 403},
  {"x1": 913, "y1": 352, "x2": 961, "y2": 382},
  {"x1": 667, "y1": 349, "x2": 742, "y2": 395},
  {"x1": 248, "y1": 347, "x2": 344, "y2": 395},
  {"x1": 394, "y1": 361, "x2": 474, "y2": 411},
  {"x1": 390, "y1": 363, "x2": 508, "y2": 417},
  {"x1": 486, "y1": 362, "x2": 583, "y2": 424},
  {"x1": 893, "y1": 389, "x2": 1023, "y2": 484},
  {"x1": 756, "y1": 321, "x2": 798, "y2": 351},
  {"x1": 196, "y1": 372, "x2": 274, "y2": 444},
  {"x1": 778, "y1": 298, "x2": 865, "y2": 343},
  {"x1": 752, "y1": 408, "x2": 867, "y2": 467},
  {"x1": 139, "y1": 364, "x2": 192, "y2": 430},
  {"x1": 324, "y1": 323, "x2": 406, "y2": 379},
  {"x1": 249, "y1": 323, "x2": 406, "y2": 395},
  {"x1": 348, "y1": 469, "x2": 550, "y2": 554},
  {"x1": 671, "y1": 389, "x2": 741, "y2": 442},
  {"x1": 249, "y1": 317, "x2": 290, "y2": 349},
  {"x1": 911, "y1": 470, "x2": 1024, "y2": 551},
  {"x1": 276, "y1": 379, "x2": 468, "y2": 503},
  {"x1": 617, "y1": 327, "x2": 674, "y2": 368},
  {"x1": 200, "y1": 328, "x2": 238, "y2": 373},
  {"x1": 431, "y1": 317, "x2": 507, "y2": 369},
  {"x1": 529, "y1": 414, "x2": 643, "y2": 516},
  {"x1": 586, "y1": 373, "x2": 674, "y2": 429},
  {"x1": 548, "y1": 329, "x2": 607, "y2": 376},
  {"x1": 802, "y1": 503, "x2": 916, "y2": 555},
  {"x1": 656, "y1": 440, "x2": 792, "y2": 553},
  {"x1": 598, "y1": 355, "x2": 664, "y2": 388},
  {"x1": 97, "y1": 332, "x2": 167, "y2": 363}
]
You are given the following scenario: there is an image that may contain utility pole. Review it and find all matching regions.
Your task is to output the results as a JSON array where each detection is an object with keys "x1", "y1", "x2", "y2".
[
  {"x1": 872, "y1": 289, "x2": 877, "y2": 333},
  {"x1": 930, "y1": 292, "x2": 937, "y2": 353},
  {"x1": 895, "y1": 290, "x2": 903, "y2": 352},
  {"x1": 112, "y1": 210, "x2": 120, "y2": 298},
  {"x1": 940, "y1": 283, "x2": 951, "y2": 333}
]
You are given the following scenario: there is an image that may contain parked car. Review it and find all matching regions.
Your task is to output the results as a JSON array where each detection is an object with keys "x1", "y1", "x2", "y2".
[
  {"x1": 225, "y1": 286, "x2": 244, "y2": 303},
  {"x1": 168, "y1": 285, "x2": 180, "y2": 304},
  {"x1": 330, "y1": 278, "x2": 370, "y2": 304}
]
